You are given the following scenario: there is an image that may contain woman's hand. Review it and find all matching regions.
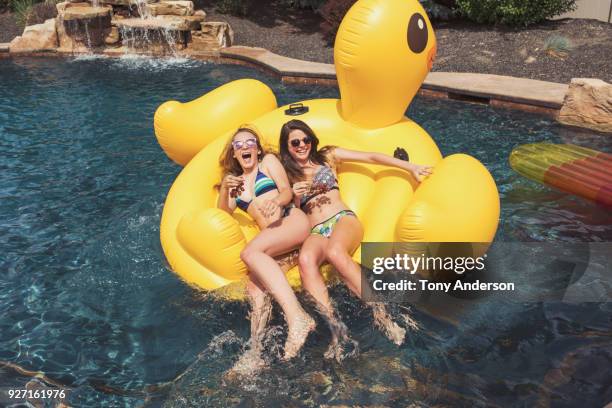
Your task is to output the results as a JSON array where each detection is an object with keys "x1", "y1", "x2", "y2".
[
  {"x1": 222, "y1": 175, "x2": 244, "y2": 197},
  {"x1": 409, "y1": 164, "x2": 433, "y2": 182},
  {"x1": 292, "y1": 181, "x2": 311, "y2": 199},
  {"x1": 257, "y1": 199, "x2": 281, "y2": 219}
]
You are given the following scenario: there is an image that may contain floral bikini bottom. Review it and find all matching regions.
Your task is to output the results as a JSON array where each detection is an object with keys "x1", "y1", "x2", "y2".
[{"x1": 310, "y1": 210, "x2": 357, "y2": 238}]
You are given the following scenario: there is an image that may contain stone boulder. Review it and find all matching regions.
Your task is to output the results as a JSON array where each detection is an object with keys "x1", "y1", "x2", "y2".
[
  {"x1": 189, "y1": 21, "x2": 233, "y2": 51},
  {"x1": 99, "y1": 0, "x2": 155, "y2": 5},
  {"x1": 115, "y1": 14, "x2": 204, "y2": 31},
  {"x1": 559, "y1": 78, "x2": 612, "y2": 133},
  {"x1": 147, "y1": 1, "x2": 194, "y2": 17},
  {"x1": 56, "y1": 2, "x2": 112, "y2": 52},
  {"x1": 104, "y1": 26, "x2": 120, "y2": 46},
  {"x1": 9, "y1": 19, "x2": 58, "y2": 53},
  {"x1": 61, "y1": 4, "x2": 112, "y2": 20}
]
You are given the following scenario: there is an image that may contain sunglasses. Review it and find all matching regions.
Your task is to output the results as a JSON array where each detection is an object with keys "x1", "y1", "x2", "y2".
[
  {"x1": 290, "y1": 137, "x2": 312, "y2": 148},
  {"x1": 232, "y1": 138, "x2": 257, "y2": 150}
]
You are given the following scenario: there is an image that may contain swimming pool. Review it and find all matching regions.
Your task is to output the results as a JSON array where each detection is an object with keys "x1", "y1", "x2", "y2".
[{"x1": 0, "y1": 57, "x2": 610, "y2": 407}]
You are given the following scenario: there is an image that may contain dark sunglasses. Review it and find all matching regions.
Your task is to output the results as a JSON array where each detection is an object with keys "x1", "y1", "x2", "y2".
[
  {"x1": 290, "y1": 137, "x2": 312, "y2": 148},
  {"x1": 232, "y1": 138, "x2": 257, "y2": 150}
]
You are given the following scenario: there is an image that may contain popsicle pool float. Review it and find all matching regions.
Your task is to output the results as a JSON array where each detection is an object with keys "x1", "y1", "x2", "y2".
[
  {"x1": 154, "y1": 0, "x2": 500, "y2": 293},
  {"x1": 510, "y1": 143, "x2": 612, "y2": 207}
]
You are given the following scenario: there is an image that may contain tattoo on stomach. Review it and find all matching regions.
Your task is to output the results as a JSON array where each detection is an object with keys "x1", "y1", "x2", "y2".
[{"x1": 304, "y1": 195, "x2": 332, "y2": 214}]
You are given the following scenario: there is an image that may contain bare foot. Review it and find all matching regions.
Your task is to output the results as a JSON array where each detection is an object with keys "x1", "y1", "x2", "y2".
[
  {"x1": 371, "y1": 303, "x2": 406, "y2": 345},
  {"x1": 224, "y1": 347, "x2": 266, "y2": 382},
  {"x1": 283, "y1": 313, "x2": 315, "y2": 361},
  {"x1": 324, "y1": 334, "x2": 359, "y2": 362},
  {"x1": 320, "y1": 311, "x2": 358, "y2": 362}
]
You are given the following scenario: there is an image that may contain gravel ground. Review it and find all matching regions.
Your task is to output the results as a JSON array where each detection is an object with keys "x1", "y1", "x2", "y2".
[
  {"x1": 3, "y1": 3, "x2": 611, "y2": 83},
  {"x1": 433, "y1": 19, "x2": 612, "y2": 83},
  {"x1": 0, "y1": 12, "x2": 21, "y2": 43},
  {"x1": 199, "y1": 0, "x2": 333, "y2": 64},
  {"x1": 202, "y1": 1, "x2": 612, "y2": 84}
]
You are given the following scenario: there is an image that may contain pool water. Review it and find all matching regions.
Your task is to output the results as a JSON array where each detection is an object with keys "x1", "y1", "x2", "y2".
[{"x1": 0, "y1": 57, "x2": 610, "y2": 407}]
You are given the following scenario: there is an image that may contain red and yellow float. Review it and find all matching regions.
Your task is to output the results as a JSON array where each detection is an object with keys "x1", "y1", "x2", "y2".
[{"x1": 510, "y1": 143, "x2": 612, "y2": 207}]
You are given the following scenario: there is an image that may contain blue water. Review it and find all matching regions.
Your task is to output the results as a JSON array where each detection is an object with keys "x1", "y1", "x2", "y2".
[{"x1": 0, "y1": 56, "x2": 610, "y2": 407}]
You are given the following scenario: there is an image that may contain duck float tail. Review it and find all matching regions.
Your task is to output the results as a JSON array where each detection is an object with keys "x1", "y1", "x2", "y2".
[
  {"x1": 154, "y1": 79, "x2": 277, "y2": 166},
  {"x1": 154, "y1": 0, "x2": 500, "y2": 295}
]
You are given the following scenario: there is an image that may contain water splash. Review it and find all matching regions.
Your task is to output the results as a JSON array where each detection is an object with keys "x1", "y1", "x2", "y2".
[{"x1": 111, "y1": 54, "x2": 201, "y2": 71}]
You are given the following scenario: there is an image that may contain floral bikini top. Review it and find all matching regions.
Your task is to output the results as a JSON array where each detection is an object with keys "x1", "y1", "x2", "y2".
[
  {"x1": 300, "y1": 165, "x2": 339, "y2": 208},
  {"x1": 235, "y1": 167, "x2": 278, "y2": 212}
]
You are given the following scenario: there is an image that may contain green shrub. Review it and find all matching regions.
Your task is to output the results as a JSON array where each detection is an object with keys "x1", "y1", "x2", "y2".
[
  {"x1": 278, "y1": 0, "x2": 325, "y2": 10},
  {"x1": 25, "y1": 1, "x2": 57, "y2": 25},
  {"x1": 543, "y1": 34, "x2": 573, "y2": 58},
  {"x1": 11, "y1": 0, "x2": 35, "y2": 28},
  {"x1": 319, "y1": 0, "x2": 453, "y2": 42},
  {"x1": 215, "y1": 0, "x2": 251, "y2": 16},
  {"x1": 420, "y1": 0, "x2": 455, "y2": 20},
  {"x1": 456, "y1": 0, "x2": 577, "y2": 26}
]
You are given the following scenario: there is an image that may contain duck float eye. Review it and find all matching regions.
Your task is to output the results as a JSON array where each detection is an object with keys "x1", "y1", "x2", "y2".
[{"x1": 407, "y1": 13, "x2": 428, "y2": 54}]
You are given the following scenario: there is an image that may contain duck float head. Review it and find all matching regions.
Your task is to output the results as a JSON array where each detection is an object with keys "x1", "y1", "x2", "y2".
[
  {"x1": 336, "y1": 0, "x2": 437, "y2": 128},
  {"x1": 154, "y1": 0, "x2": 499, "y2": 294}
]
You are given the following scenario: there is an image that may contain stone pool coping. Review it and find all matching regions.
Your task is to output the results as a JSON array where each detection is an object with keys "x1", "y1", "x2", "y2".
[
  {"x1": 211, "y1": 46, "x2": 568, "y2": 117},
  {"x1": 2, "y1": 43, "x2": 568, "y2": 117}
]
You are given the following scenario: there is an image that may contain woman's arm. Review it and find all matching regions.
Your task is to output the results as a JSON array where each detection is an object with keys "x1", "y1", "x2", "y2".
[
  {"x1": 217, "y1": 175, "x2": 240, "y2": 214},
  {"x1": 332, "y1": 147, "x2": 433, "y2": 181},
  {"x1": 262, "y1": 154, "x2": 294, "y2": 207}
]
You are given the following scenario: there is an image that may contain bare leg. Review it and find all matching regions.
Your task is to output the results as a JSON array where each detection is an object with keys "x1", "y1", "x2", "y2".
[
  {"x1": 299, "y1": 234, "x2": 355, "y2": 360},
  {"x1": 226, "y1": 276, "x2": 271, "y2": 378},
  {"x1": 240, "y1": 211, "x2": 315, "y2": 360},
  {"x1": 298, "y1": 235, "x2": 332, "y2": 312},
  {"x1": 326, "y1": 216, "x2": 406, "y2": 345}
]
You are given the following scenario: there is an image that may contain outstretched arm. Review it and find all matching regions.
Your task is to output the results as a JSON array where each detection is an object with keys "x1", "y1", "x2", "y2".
[{"x1": 332, "y1": 147, "x2": 433, "y2": 181}]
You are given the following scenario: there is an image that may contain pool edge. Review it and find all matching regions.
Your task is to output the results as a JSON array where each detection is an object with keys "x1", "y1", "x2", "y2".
[{"x1": 3, "y1": 45, "x2": 567, "y2": 119}]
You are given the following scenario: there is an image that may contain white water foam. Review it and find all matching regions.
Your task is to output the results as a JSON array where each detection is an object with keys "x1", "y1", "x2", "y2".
[
  {"x1": 70, "y1": 54, "x2": 109, "y2": 62},
  {"x1": 111, "y1": 54, "x2": 203, "y2": 71}
]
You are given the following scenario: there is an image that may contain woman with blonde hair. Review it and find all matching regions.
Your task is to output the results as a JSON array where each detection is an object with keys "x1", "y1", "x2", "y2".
[{"x1": 217, "y1": 125, "x2": 315, "y2": 372}]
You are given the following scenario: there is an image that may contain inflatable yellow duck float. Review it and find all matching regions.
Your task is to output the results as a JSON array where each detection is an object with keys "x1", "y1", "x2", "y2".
[{"x1": 154, "y1": 0, "x2": 500, "y2": 293}]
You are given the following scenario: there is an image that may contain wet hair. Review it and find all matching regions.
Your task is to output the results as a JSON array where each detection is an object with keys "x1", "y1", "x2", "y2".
[
  {"x1": 218, "y1": 125, "x2": 266, "y2": 178},
  {"x1": 279, "y1": 119, "x2": 333, "y2": 183}
]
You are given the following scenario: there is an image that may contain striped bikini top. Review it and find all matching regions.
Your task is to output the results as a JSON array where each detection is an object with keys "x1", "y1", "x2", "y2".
[{"x1": 235, "y1": 167, "x2": 278, "y2": 212}]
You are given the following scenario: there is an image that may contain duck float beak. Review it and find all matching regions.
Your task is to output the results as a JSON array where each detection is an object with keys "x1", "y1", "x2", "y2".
[{"x1": 428, "y1": 44, "x2": 437, "y2": 71}]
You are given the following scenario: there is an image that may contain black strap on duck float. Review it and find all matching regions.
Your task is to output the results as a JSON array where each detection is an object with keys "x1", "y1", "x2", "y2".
[
  {"x1": 285, "y1": 103, "x2": 309, "y2": 116},
  {"x1": 394, "y1": 147, "x2": 409, "y2": 162}
]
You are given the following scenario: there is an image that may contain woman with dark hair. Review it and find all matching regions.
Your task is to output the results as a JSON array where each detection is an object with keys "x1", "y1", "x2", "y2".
[
  {"x1": 279, "y1": 119, "x2": 432, "y2": 348},
  {"x1": 217, "y1": 125, "x2": 315, "y2": 370}
]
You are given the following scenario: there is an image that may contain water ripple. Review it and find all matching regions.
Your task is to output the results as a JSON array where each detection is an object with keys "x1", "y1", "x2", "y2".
[{"x1": 0, "y1": 58, "x2": 610, "y2": 407}]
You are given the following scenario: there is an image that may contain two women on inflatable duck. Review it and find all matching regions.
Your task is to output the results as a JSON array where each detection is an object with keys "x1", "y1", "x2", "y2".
[{"x1": 154, "y1": 0, "x2": 500, "y2": 368}]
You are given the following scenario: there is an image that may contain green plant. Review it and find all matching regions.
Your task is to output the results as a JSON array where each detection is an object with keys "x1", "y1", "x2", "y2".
[
  {"x1": 420, "y1": 0, "x2": 455, "y2": 20},
  {"x1": 456, "y1": 0, "x2": 577, "y2": 26},
  {"x1": 215, "y1": 0, "x2": 251, "y2": 16},
  {"x1": 25, "y1": 1, "x2": 57, "y2": 25},
  {"x1": 544, "y1": 34, "x2": 573, "y2": 58},
  {"x1": 278, "y1": 0, "x2": 325, "y2": 10},
  {"x1": 11, "y1": 0, "x2": 35, "y2": 28}
]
